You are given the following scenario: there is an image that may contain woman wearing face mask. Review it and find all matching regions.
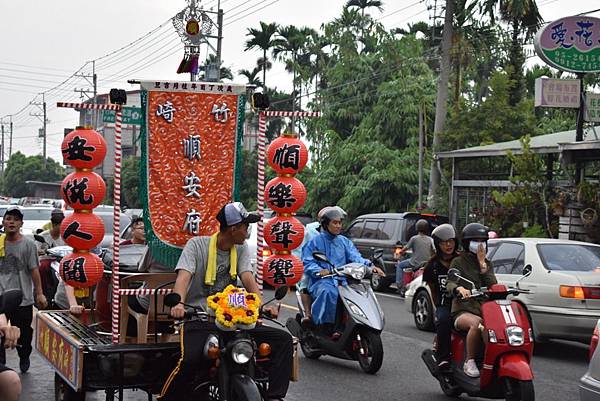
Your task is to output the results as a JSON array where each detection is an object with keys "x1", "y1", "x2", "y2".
[{"x1": 445, "y1": 223, "x2": 497, "y2": 378}]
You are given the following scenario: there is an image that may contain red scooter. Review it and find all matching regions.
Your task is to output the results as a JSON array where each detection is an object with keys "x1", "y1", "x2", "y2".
[{"x1": 422, "y1": 268, "x2": 534, "y2": 401}]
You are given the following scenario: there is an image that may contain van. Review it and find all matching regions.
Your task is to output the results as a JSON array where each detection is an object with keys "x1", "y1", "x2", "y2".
[{"x1": 345, "y1": 212, "x2": 448, "y2": 291}]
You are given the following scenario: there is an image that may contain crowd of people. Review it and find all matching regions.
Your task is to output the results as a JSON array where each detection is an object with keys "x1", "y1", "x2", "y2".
[{"x1": 0, "y1": 198, "x2": 497, "y2": 401}]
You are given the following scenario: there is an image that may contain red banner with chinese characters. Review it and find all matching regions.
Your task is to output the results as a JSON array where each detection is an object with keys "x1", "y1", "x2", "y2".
[
  {"x1": 140, "y1": 81, "x2": 246, "y2": 256},
  {"x1": 36, "y1": 314, "x2": 82, "y2": 390}
]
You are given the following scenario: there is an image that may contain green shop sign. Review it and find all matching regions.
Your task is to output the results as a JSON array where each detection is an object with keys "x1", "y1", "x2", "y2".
[
  {"x1": 534, "y1": 16, "x2": 600, "y2": 73},
  {"x1": 102, "y1": 107, "x2": 142, "y2": 125}
]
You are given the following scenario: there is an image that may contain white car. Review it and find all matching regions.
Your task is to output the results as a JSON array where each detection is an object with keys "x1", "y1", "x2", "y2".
[
  {"x1": 20, "y1": 207, "x2": 55, "y2": 236},
  {"x1": 407, "y1": 238, "x2": 600, "y2": 343}
]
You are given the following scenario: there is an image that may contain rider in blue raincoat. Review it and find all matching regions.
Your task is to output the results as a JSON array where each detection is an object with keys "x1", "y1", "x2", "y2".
[{"x1": 302, "y1": 206, "x2": 384, "y2": 338}]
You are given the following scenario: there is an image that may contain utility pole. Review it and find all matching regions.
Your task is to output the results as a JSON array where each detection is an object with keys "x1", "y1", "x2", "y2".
[
  {"x1": 31, "y1": 93, "x2": 48, "y2": 167},
  {"x1": 427, "y1": 0, "x2": 454, "y2": 209},
  {"x1": 1, "y1": 123, "x2": 4, "y2": 174},
  {"x1": 418, "y1": 104, "x2": 424, "y2": 208},
  {"x1": 75, "y1": 66, "x2": 97, "y2": 127},
  {"x1": 9, "y1": 116, "x2": 13, "y2": 159}
]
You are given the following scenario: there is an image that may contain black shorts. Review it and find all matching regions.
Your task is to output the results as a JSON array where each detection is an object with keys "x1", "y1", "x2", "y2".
[{"x1": 0, "y1": 362, "x2": 11, "y2": 373}]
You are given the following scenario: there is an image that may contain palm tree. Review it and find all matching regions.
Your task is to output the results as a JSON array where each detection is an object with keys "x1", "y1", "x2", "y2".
[
  {"x1": 238, "y1": 66, "x2": 262, "y2": 86},
  {"x1": 481, "y1": 0, "x2": 543, "y2": 105},
  {"x1": 272, "y1": 25, "x2": 308, "y2": 111},
  {"x1": 345, "y1": 0, "x2": 384, "y2": 40},
  {"x1": 244, "y1": 22, "x2": 279, "y2": 88}
]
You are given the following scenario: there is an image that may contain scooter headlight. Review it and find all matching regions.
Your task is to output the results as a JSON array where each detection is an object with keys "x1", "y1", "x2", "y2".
[
  {"x1": 346, "y1": 300, "x2": 367, "y2": 319},
  {"x1": 506, "y1": 326, "x2": 524, "y2": 346},
  {"x1": 231, "y1": 339, "x2": 254, "y2": 364}
]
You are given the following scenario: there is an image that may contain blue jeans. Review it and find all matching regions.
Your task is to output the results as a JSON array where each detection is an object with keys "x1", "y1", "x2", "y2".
[
  {"x1": 435, "y1": 305, "x2": 452, "y2": 361},
  {"x1": 395, "y1": 259, "x2": 413, "y2": 285}
]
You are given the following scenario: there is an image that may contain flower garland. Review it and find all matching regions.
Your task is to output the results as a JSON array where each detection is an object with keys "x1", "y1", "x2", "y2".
[{"x1": 207, "y1": 285, "x2": 261, "y2": 331}]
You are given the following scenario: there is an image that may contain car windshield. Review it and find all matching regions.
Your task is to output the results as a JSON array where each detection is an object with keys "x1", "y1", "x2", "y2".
[
  {"x1": 537, "y1": 243, "x2": 600, "y2": 272},
  {"x1": 22, "y1": 208, "x2": 52, "y2": 220},
  {"x1": 97, "y1": 213, "x2": 131, "y2": 235}
]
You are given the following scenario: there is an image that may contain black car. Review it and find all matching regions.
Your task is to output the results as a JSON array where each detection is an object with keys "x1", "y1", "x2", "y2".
[{"x1": 345, "y1": 212, "x2": 448, "y2": 291}]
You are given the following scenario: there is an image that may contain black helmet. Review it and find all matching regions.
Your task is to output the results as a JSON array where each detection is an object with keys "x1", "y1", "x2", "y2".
[
  {"x1": 461, "y1": 223, "x2": 489, "y2": 241},
  {"x1": 415, "y1": 219, "x2": 429, "y2": 233},
  {"x1": 320, "y1": 206, "x2": 347, "y2": 233}
]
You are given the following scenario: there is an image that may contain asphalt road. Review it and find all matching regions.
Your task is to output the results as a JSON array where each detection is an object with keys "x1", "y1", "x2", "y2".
[{"x1": 6, "y1": 288, "x2": 588, "y2": 401}]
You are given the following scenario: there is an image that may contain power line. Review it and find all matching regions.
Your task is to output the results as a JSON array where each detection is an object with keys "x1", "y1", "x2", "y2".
[{"x1": 225, "y1": 0, "x2": 281, "y2": 26}]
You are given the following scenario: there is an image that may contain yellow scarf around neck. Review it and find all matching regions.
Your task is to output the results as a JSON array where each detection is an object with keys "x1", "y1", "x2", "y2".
[
  {"x1": 0, "y1": 234, "x2": 5, "y2": 257},
  {"x1": 204, "y1": 232, "x2": 237, "y2": 286}
]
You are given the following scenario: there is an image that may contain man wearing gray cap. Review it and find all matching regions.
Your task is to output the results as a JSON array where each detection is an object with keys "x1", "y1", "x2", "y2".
[{"x1": 159, "y1": 201, "x2": 293, "y2": 401}]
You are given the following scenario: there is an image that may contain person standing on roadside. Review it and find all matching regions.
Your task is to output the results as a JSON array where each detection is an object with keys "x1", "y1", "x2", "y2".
[{"x1": 0, "y1": 206, "x2": 47, "y2": 373}]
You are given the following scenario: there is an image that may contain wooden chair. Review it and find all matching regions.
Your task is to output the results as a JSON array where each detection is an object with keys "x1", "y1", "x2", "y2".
[{"x1": 119, "y1": 273, "x2": 177, "y2": 344}]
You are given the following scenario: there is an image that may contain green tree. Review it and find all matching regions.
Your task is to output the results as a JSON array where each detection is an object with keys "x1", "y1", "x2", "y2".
[
  {"x1": 480, "y1": 0, "x2": 543, "y2": 105},
  {"x1": 121, "y1": 156, "x2": 141, "y2": 209},
  {"x1": 238, "y1": 149, "x2": 258, "y2": 210},
  {"x1": 245, "y1": 22, "x2": 279, "y2": 88},
  {"x1": 1, "y1": 152, "x2": 65, "y2": 197}
]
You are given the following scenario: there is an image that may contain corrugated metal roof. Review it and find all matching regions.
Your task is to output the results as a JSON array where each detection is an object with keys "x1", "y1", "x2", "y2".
[{"x1": 436, "y1": 126, "x2": 600, "y2": 159}]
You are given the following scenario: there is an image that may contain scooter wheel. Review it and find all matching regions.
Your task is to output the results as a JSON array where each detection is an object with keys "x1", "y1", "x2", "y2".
[
  {"x1": 357, "y1": 331, "x2": 383, "y2": 374},
  {"x1": 439, "y1": 375, "x2": 461, "y2": 397},
  {"x1": 504, "y1": 378, "x2": 534, "y2": 401}
]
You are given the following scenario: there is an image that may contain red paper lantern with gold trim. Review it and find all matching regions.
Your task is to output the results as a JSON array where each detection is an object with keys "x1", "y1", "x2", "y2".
[
  {"x1": 60, "y1": 212, "x2": 104, "y2": 250},
  {"x1": 263, "y1": 253, "x2": 303, "y2": 287},
  {"x1": 266, "y1": 135, "x2": 308, "y2": 175},
  {"x1": 62, "y1": 171, "x2": 106, "y2": 210},
  {"x1": 264, "y1": 176, "x2": 306, "y2": 214},
  {"x1": 61, "y1": 127, "x2": 107, "y2": 169},
  {"x1": 60, "y1": 252, "x2": 104, "y2": 288},
  {"x1": 264, "y1": 216, "x2": 305, "y2": 252}
]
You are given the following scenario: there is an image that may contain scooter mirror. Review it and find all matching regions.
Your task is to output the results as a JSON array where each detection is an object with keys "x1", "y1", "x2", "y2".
[
  {"x1": 373, "y1": 248, "x2": 384, "y2": 260},
  {"x1": 0, "y1": 289, "x2": 23, "y2": 315},
  {"x1": 34, "y1": 234, "x2": 46, "y2": 244},
  {"x1": 274, "y1": 286, "x2": 288, "y2": 300},
  {"x1": 312, "y1": 252, "x2": 329, "y2": 263},
  {"x1": 164, "y1": 293, "x2": 181, "y2": 308},
  {"x1": 522, "y1": 265, "x2": 532, "y2": 277},
  {"x1": 447, "y1": 268, "x2": 460, "y2": 281}
]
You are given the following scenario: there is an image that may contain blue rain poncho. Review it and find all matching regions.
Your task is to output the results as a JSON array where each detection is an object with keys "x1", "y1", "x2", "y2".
[{"x1": 302, "y1": 230, "x2": 370, "y2": 325}]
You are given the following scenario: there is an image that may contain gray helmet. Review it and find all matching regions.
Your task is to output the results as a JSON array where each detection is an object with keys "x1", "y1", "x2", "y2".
[
  {"x1": 320, "y1": 206, "x2": 347, "y2": 232},
  {"x1": 416, "y1": 219, "x2": 429, "y2": 233},
  {"x1": 431, "y1": 224, "x2": 456, "y2": 242}
]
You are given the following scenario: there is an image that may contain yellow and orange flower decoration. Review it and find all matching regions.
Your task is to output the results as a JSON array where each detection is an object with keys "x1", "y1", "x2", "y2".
[{"x1": 207, "y1": 285, "x2": 261, "y2": 331}]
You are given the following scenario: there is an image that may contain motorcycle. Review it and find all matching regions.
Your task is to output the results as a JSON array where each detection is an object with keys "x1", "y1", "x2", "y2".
[
  {"x1": 163, "y1": 286, "x2": 289, "y2": 401},
  {"x1": 33, "y1": 234, "x2": 72, "y2": 308},
  {"x1": 422, "y1": 268, "x2": 534, "y2": 401},
  {"x1": 286, "y1": 250, "x2": 385, "y2": 374}
]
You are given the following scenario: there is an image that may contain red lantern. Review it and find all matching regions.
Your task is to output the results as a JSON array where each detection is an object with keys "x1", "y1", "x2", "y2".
[
  {"x1": 62, "y1": 171, "x2": 106, "y2": 210},
  {"x1": 266, "y1": 135, "x2": 308, "y2": 175},
  {"x1": 60, "y1": 212, "x2": 105, "y2": 250},
  {"x1": 263, "y1": 253, "x2": 304, "y2": 287},
  {"x1": 61, "y1": 127, "x2": 107, "y2": 169},
  {"x1": 60, "y1": 252, "x2": 104, "y2": 288},
  {"x1": 264, "y1": 176, "x2": 307, "y2": 214},
  {"x1": 264, "y1": 216, "x2": 305, "y2": 252}
]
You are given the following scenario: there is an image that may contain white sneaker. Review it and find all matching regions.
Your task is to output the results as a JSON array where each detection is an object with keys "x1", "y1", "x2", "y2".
[{"x1": 463, "y1": 359, "x2": 480, "y2": 378}]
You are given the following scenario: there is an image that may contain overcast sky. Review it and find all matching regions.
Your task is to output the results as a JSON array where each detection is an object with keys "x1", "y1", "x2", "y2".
[{"x1": 0, "y1": 0, "x2": 597, "y2": 163}]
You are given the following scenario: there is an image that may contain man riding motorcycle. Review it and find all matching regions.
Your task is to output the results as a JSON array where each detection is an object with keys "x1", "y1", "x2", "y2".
[{"x1": 302, "y1": 206, "x2": 384, "y2": 340}]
